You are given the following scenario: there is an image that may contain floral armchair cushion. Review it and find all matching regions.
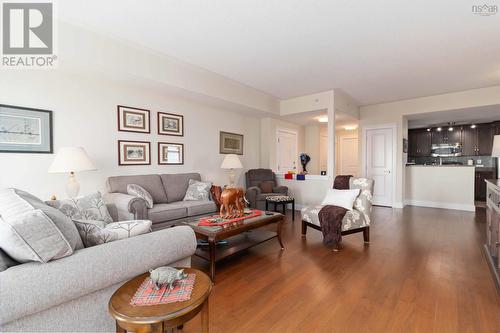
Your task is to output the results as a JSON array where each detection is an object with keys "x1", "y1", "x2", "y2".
[{"x1": 301, "y1": 177, "x2": 374, "y2": 232}]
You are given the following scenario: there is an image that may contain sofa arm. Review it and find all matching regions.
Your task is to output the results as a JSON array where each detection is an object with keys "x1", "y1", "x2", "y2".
[
  {"x1": 245, "y1": 186, "x2": 261, "y2": 208},
  {"x1": 104, "y1": 192, "x2": 148, "y2": 221},
  {"x1": 273, "y1": 185, "x2": 288, "y2": 195},
  {"x1": 0, "y1": 226, "x2": 196, "y2": 326}
]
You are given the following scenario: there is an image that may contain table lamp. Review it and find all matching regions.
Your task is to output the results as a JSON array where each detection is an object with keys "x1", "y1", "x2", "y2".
[
  {"x1": 492, "y1": 135, "x2": 500, "y2": 178},
  {"x1": 221, "y1": 154, "x2": 243, "y2": 187},
  {"x1": 49, "y1": 147, "x2": 97, "y2": 198}
]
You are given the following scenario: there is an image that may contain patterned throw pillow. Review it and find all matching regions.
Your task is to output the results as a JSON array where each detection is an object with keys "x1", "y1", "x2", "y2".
[
  {"x1": 47, "y1": 192, "x2": 113, "y2": 223},
  {"x1": 127, "y1": 184, "x2": 154, "y2": 208},
  {"x1": 183, "y1": 179, "x2": 212, "y2": 201},
  {"x1": 73, "y1": 219, "x2": 152, "y2": 247}
]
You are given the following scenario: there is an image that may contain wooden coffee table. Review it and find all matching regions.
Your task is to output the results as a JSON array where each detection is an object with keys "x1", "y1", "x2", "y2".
[
  {"x1": 108, "y1": 268, "x2": 212, "y2": 333},
  {"x1": 181, "y1": 211, "x2": 284, "y2": 282}
]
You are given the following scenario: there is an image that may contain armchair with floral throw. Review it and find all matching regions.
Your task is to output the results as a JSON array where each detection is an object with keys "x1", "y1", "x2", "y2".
[
  {"x1": 245, "y1": 169, "x2": 288, "y2": 210},
  {"x1": 301, "y1": 177, "x2": 374, "y2": 244}
]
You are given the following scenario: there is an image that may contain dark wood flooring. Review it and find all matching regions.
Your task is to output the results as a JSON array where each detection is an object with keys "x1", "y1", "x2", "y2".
[{"x1": 182, "y1": 206, "x2": 500, "y2": 332}]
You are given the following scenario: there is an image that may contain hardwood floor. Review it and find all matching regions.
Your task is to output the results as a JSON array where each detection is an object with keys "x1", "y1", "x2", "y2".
[{"x1": 182, "y1": 206, "x2": 500, "y2": 333}]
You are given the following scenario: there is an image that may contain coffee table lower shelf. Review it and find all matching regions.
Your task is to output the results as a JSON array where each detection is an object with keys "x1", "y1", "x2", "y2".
[{"x1": 194, "y1": 230, "x2": 278, "y2": 262}]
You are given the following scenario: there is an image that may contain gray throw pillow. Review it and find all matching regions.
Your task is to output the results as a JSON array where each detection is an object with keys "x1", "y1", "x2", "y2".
[
  {"x1": 0, "y1": 208, "x2": 73, "y2": 263},
  {"x1": 183, "y1": 179, "x2": 212, "y2": 201},
  {"x1": 48, "y1": 191, "x2": 113, "y2": 224},
  {"x1": 13, "y1": 189, "x2": 84, "y2": 250},
  {"x1": 73, "y1": 219, "x2": 152, "y2": 247},
  {"x1": 127, "y1": 184, "x2": 153, "y2": 208},
  {"x1": 0, "y1": 248, "x2": 19, "y2": 272}
]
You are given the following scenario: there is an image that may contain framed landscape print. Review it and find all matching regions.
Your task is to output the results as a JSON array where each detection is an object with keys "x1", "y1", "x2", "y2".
[
  {"x1": 158, "y1": 112, "x2": 184, "y2": 136},
  {"x1": 220, "y1": 131, "x2": 243, "y2": 155},
  {"x1": 117, "y1": 105, "x2": 150, "y2": 133},
  {"x1": 118, "y1": 140, "x2": 151, "y2": 165},
  {"x1": 0, "y1": 104, "x2": 53, "y2": 153},
  {"x1": 158, "y1": 142, "x2": 184, "y2": 165}
]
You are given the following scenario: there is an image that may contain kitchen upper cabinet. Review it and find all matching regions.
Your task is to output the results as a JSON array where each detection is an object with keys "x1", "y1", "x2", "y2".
[
  {"x1": 477, "y1": 123, "x2": 494, "y2": 155},
  {"x1": 431, "y1": 128, "x2": 462, "y2": 145},
  {"x1": 462, "y1": 126, "x2": 477, "y2": 156},
  {"x1": 408, "y1": 129, "x2": 431, "y2": 157}
]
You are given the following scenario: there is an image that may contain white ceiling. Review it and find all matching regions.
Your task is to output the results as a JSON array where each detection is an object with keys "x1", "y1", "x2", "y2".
[
  {"x1": 407, "y1": 104, "x2": 500, "y2": 128},
  {"x1": 58, "y1": 0, "x2": 500, "y2": 105}
]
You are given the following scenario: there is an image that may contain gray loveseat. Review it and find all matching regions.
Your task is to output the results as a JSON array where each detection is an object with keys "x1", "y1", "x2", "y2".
[
  {"x1": 0, "y1": 202, "x2": 197, "y2": 332},
  {"x1": 104, "y1": 173, "x2": 217, "y2": 229}
]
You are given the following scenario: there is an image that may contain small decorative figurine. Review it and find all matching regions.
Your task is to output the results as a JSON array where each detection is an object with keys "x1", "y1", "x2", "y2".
[
  {"x1": 300, "y1": 153, "x2": 311, "y2": 174},
  {"x1": 219, "y1": 187, "x2": 245, "y2": 218},
  {"x1": 149, "y1": 266, "x2": 188, "y2": 290}
]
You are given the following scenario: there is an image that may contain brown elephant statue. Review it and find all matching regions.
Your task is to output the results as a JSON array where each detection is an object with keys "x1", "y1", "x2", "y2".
[{"x1": 220, "y1": 188, "x2": 245, "y2": 218}]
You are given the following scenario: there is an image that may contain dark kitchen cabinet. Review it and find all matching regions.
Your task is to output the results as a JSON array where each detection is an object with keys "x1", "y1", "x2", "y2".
[
  {"x1": 476, "y1": 170, "x2": 496, "y2": 201},
  {"x1": 494, "y1": 121, "x2": 500, "y2": 135},
  {"x1": 408, "y1": 129, "x2": 431, "y2": 157},
  {"x1": 462, "y1": 124, "x2": 494, "y2": 156},
  {"x1": 431, "y1": 127, "x2": 462, "y2": 145}
]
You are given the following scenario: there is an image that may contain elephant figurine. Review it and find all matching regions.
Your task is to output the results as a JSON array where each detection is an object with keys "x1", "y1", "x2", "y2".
[{"x1": 220, "y1": 188, "x2": 245, "y2": 218}]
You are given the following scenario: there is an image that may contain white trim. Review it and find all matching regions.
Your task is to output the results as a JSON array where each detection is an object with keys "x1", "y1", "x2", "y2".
[
  {"x1": 276, "y1": 127, "x2": 298, "y2": 173},
  {"x1": 361, "y1": 123, "x2": 397, "y2": 208},
  {"x1": 405, "y1": 199, "x2": 475, "y2": 212}
]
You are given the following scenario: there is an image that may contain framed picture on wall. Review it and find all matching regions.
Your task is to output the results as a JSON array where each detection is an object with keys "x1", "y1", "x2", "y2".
[
  {"x1": 0, "y1": 104, "x2": 53, "y2": 153},
  {"x1": 220, "y1": 131, "x2": 243, "y2": 155},
  {"x1": 117, "y1": 105, "x2": 150, "y2": 133},
  {"x1": 118, "y1": 140, "x2": 151, "y2": 165},
  {"x1": 158, "y1": 142, "x2": 184, "y2": 165},
  {"x1": 158, "y1": 112, "x2": 184, "y2": 136}
]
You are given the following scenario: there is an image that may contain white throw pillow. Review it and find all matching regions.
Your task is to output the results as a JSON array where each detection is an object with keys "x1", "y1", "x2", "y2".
[
  {"x1": 321, "y1": 188, "x2": 360, "y2": 210},
  {"x1": 127, "y1": 184, "x2": 154, "y2": 208},
  {"x1": 73, "y1": 219, "x2": 152, "y2": 247}
]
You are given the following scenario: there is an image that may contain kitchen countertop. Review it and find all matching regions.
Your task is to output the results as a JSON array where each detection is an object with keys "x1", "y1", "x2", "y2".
[{"x1": 406, "y1": 165, "x2": 495, "y2": 170}]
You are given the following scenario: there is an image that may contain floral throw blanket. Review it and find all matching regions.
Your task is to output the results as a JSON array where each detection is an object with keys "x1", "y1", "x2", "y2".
[{"x1": 318, "y1": 175, "x2": 352, "y2": 248}]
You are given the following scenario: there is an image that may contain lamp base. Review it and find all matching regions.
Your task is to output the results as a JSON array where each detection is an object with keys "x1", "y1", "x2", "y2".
[
  {"x1": 228, "y1": 169, "x2": 236, "y2": 188},
  {"x1": 66, "y1": 172, "x2": 80, "y2": 198}
]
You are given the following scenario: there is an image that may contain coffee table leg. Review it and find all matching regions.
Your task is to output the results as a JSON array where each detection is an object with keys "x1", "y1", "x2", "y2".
[
  {"x1": 277, "y1": 220, "x2": 284, "y2": 250},
  {"x1": 201, "y1": 298, "x2": 209, "y2": 333},
  {"x1": 208, "y1": 239, "x2": 216, "y2": 282}
]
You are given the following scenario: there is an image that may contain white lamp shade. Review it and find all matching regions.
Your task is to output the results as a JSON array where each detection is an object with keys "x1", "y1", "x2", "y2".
[
  {"x1": 49, "y1": 147, "x2": 97, "y2": 173},
  {"x1": 221, "y1": 154, "x2": 243, "y2": 169},
  {"x1": 492, "y1": 135, "x2": 500, "y2": 157}
]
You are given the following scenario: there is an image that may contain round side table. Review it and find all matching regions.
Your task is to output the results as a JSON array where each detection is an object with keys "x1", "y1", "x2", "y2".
[{"x1": 108, "y1": 268, "x2": 212, "y2": 333}]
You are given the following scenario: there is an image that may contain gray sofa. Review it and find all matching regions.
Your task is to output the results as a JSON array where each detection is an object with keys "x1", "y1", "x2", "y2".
[
  {"x1": 0, "y1": 202, "x2": 197, "y2": 332},
  {"x1": 104, "y1": 173, "x2": 217, "y2": 229},
  {"x1": 245, "y1": 169, "x2": 288, "y2": 210}
]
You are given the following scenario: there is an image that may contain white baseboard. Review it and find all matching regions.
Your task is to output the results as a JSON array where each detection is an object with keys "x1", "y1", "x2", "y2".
[{"x1": 404, "y1": 199, "x2": 475, "y2": 212}]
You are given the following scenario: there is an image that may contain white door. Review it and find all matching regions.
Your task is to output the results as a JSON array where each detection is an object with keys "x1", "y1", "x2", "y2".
[
  {"x1": 277, "y1": 129, "x2": 297, "y2": 173},
  {"x1": 365, "y1": 128, "x2": 394, "y2": 206},
  {"x1": 339, "y1": 136, "x2": 358, "y2": 176}
]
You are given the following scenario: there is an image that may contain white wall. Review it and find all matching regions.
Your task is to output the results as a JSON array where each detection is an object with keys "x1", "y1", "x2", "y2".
[
  {"x1": 0, "y1": 70, "x2": 261, "y2": 199},
  {"x1": 405, "y1": 166, "x2": 475, "y2": 211}
]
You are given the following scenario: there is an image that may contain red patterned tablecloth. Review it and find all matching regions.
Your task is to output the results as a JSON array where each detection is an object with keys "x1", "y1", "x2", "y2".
[
  {"x1": 198, "y1": 210, "x2": 263, "y2": 226},
  {"x1": 130, "y1": 274, "x2": 196, "y2": 306}
]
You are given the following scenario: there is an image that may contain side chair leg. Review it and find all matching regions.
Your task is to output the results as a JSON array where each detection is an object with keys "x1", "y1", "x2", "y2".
[{"x1": 363, "y1": 227, "x2": 370, "y2": 243}]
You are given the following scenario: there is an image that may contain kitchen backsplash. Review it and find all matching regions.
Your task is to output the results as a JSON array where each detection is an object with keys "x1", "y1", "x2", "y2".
[{"x1": 408, "y1": 155, "x2": 497, "y2": 167}]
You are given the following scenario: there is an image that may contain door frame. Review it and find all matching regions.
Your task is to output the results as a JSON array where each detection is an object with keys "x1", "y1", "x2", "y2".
[
  {"x1": 338, "y1": 134, "x2": 358, "y2": 176},
  {"x1": 276, "y1": 127, "x2": 298, "y2": 173},
  {"x1": 361, "y1": 123, "x2": 397, "y2": 208}
]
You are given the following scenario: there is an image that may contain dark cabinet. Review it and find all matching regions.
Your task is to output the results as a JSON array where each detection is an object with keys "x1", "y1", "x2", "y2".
[
  {"x1": 431, "y1": 128, "x2": 461, "y2": 145},
  {"x1": 463, "y1": 124, "x2": 494, "y2": 156},
  {"x1": 495, "y1": 122, "x2": 500, "y2": 135},
  {"x1": 476, "y1": 170, "x2": 495, "y2": 201},
  {"x1": 408, "y1": 130, "x2": 431, "y2": 157}
]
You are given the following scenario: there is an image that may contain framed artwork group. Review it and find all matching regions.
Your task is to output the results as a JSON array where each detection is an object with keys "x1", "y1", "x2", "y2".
[{"x1": 117, "y1": 105, "x2": 185, "y2": 165}]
